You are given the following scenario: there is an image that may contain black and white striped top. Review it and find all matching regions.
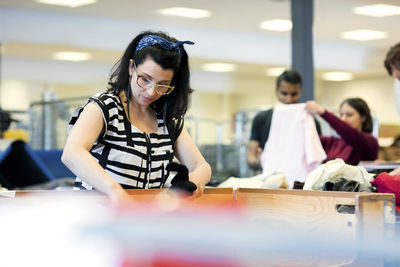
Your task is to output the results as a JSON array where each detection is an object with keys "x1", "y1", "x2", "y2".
[{"x1": 68, "y1": 91, "x2": 176, "y2": 189}]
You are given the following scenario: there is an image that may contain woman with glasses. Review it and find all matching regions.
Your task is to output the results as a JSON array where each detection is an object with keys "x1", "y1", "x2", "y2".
[
  {"x1": 62, "y1": 31, "x2": 211, "y2": 202},
  {"x1": 306, "y1": 98, "x2": 379, "y2": 165}
]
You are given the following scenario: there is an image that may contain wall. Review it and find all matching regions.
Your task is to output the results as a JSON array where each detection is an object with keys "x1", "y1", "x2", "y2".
[
  {"x1": 1, "y1": 80, "x2": 44, "y2": 110},
  {"x1": 316, "y1": 76, "x2": 398, "y2": 124}
]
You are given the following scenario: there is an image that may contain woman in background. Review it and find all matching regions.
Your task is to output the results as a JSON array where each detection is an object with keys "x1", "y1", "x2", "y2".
[
  {"x1": 62, "y1": 31, "x2": 211, "y2": 202},
  {"x1": 306, "y1": 98, "x2": 379, "y2": 165}
]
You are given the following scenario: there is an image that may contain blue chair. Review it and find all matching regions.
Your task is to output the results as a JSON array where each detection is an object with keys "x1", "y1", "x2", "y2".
[{"x1": 33, "y1": 149, "x2": 75, "y2": 179}]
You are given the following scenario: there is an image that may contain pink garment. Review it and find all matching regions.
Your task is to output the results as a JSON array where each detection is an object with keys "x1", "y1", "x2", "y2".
[{"x1": 260, "y1": 103, "x2": 326, "y2": 188}]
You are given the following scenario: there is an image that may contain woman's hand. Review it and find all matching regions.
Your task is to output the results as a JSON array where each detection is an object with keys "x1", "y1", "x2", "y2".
[
  {"x1": 109, "y1": 185, "x2": 133, "y2": 205},
  {"x1": 173, "y1": 127, "x2": 212, "y2": 199},
  {"x1": 306, "y1": 101, "x2": 325, "y2": 115},
  {"x1": 188, "y1": 174, "x2": 207, "y2": 199}
]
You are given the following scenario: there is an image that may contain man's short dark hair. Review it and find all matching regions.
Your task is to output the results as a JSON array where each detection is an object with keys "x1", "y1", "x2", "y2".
[
  {"x1": 276, "y1": 70, "x2": 302, "y2": 88},
  {"x1": 384, "y1": 42, "x2": 400, "y2": 76}
]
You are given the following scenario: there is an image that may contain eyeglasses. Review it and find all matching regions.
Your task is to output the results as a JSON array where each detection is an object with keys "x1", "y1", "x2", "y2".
[{"x1": 132, "y1": 62, "x2": 175, "y2": 95}]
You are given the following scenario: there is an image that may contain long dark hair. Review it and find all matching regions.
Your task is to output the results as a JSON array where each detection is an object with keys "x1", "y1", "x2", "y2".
[
  {"x1": 107, "y1": 30, "x2": 193, "y2": 121},
  {"x1": 340, "y1": 98, "x2": 373, "y2": 133}
]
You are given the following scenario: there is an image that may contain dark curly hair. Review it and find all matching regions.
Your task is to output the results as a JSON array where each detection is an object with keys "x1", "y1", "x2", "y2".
[
  {"x1": 107, "y1": 30, "x2": 193, "y2": 122},
  {"x1": 340, "y1": 98, "x2": 373, "y2": 133},
  {"x1": 384, "y1": 42, "x2": 400, "y2": 76}
]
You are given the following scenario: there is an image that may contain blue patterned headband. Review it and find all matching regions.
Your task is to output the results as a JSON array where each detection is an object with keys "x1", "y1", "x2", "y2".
[{"x1": 134, "y1": 35, "x2": 194, "y2": 55}]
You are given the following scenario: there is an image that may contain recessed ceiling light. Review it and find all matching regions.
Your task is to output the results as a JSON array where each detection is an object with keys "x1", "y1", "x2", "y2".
[
  {"x1": 53, "y1": 51, "x2": 92, "y2": 62},
  {"x1": 340, "y1": 29, "x2": 387, "y2": 41},
  {"x1": 354, "y1": 4, "x2": 400, "y2": 17},
  {"x1": 322, "y1": 72, "x2": 353, "y2": 81},
  {"x1": 158, "y1": 7, "x2": 211, "y2": 19},
  {"x1": 259, "y1": 19, "x2": 292, "y2": 32},
  {"x1": 202, "y1": 63, "x2": 236, "y2": 72},
  {"x1": 265, "y1": 67, "x2": 287, "y2": 76},
  {"x1": 35, "y1": 0, "x2": 97, "y2": 7}
]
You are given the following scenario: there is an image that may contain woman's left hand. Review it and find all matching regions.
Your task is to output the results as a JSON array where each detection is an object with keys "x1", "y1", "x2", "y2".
[{"x1": 189, "y1": 175, "x2": 206, "y2": 199}]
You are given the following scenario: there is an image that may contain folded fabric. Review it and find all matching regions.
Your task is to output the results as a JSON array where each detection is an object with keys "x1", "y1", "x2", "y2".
[
  {"x1": 166, "y1": 162, "x2": 197, "y2": 195},
  {"x1": 370, "y1": 172, "x2": 400, "y2": 212},
  {"x1": 304, "y1": 158, "x2": 374, "y2": 191},
  {"x1": 217, "y1": 173, "x2": 288, "y2": 189}
]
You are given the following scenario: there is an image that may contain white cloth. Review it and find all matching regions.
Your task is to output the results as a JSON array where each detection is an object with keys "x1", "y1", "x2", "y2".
[
  {"x1": 260, "y1": 103, "x2": 326, "y2": 188},
  {"x1": 303, "y1": 158, "x2": 375, "y2": 190},
  {"x1": 217, "y1": 173, "x2": 288, "y2": 190}
]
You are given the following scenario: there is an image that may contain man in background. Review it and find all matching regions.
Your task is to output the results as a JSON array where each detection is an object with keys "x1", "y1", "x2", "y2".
[
  {"x1": 384, "y1": 42, "x2": 400, "y2": 81},
  {"x1": 248, "y1": 70, "x2": 320, "y2": 170},
  {"x1": 0, "y1": 108, "x2": 13, "y2": 150},
  {"x1": 384, "y1": 42, "x2": 400, "y2": 175}
]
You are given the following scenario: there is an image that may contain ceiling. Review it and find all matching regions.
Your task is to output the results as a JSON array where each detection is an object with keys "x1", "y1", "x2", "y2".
[{"x1": 0, "y1": 0, "x2": 399, "y2": 89}]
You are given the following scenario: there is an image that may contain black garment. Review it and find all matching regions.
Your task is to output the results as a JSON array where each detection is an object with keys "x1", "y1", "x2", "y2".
[
  {"x1": 250, "y1": 108, "x2": 322, "y2": 150},
  {"x1": 0, "y1": 140, "x2": 51, "y2": 189},
  {"x1": 166, "y1": 162, "x2": 197, "y2": 195},
  {"x1": 293, "y1": 181, "x2": 305, "y2": 189},
  {"x1": 323, "y1": 178, "x2": 360, "y2": 192}
]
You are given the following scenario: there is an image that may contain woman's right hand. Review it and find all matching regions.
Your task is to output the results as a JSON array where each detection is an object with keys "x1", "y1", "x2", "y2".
[
  {"x1": 109, "y1": 185, "x2": 133, "y2": 205},
  {"x1": 306, "y1": 101, "x2": 326, "y2": 115}
]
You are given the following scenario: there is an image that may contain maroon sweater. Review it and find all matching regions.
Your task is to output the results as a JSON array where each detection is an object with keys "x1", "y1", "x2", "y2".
[{"x1": 320, "y1": 111, "x2": 379, "y2": 165}]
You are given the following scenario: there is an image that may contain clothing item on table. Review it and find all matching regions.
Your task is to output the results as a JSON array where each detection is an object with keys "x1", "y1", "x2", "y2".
[
  {"x1": 217, "y1": 173, "x2": 288, "y2": 190},
  {"x1": 303, "y1": 158, "x2": 375, "y2": 191},
  {"x1": 292, "y1": 181, "x2": 305, "y2": 190},
  {"x1": 371, "y1": 172, "x2": 400, "y2": 212},
  {"x1": 323, "y1": 177, "x2": 360, "y2": 192}
]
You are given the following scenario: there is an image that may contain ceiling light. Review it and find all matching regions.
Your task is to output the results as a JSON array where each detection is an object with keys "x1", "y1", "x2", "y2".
[
  {"x1": 53, "y1": 51, "x2": 92, "y2": 62},
  {"x1": 259, "y1": 19, "x2": 292, "y2": 32},
  {"x1": 322, "y1": 72, "x2": 354, "y2": 81},
  {"x1": 202, "y1": 63, "x2": 236, "y2": 72},
  {"x1": 35, "y1": 0, "x2": 97, "y2": 7},
  {"x1": 265, "y1": 67, "x2": 287, "y2": 76},
  {"x1": 354, "y1": 4, "x2": 400, "y2": 17},
  {"x1": 340, "y1": 29, "x2": 387, "y2": 41},
  {"x1": 158, "y1": 7, "x2": 211, "y2": 19}
]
